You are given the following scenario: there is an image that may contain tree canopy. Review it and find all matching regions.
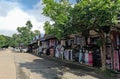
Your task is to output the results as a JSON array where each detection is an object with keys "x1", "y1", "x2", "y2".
[
  {"x1": 42, "y1": 0, "x2": 74, "y2": 39},
  {"x1": 16, "y1": 21, "x2": 40, "y2": 46},
  {"x1": 0, "y1": 35, "x2": 11, "y2": 47},
  {"x1": 72, "y1": 0, "x2": 120, "y2": 32},
  {"x1": 0, "y1": 21, "x2": 40, "y2": 47}
]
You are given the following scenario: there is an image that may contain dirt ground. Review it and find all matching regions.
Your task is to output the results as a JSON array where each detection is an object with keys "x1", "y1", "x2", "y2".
[{"x1": 0, "y1": 49, "x2": 117, "y2": 79}]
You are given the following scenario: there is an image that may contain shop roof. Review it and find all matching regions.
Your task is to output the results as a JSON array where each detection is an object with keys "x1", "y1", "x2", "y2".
[{"x1": 43, "y1": 35, "x2": 57, "y2": 40}]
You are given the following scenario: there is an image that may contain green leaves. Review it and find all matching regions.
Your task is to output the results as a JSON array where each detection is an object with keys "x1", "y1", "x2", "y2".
[
  {"x1": 0, "y1": 35, "x2": 6, "y2": 47},
  {"x1": 42, "y1": 0, "x2": 120, "y2": 39},
  {"x1": 43, "y1": 21, "x2": 54, "y2": 34},
  {"x1": 26, "y1": 20, "x2": 33, "y2": 30},
  {"x1": 42, "y1": 0, "x2": 74, "y2": 39},
  {"x1": 0, "y1": 35, "x2": 11, "y2": 47},
  {"x1": 72, "y1": 0, "x2": 120, "y2": 31},
  {"x1": 55, "y1": 14, "x2": 68, "y2": 25},
  {"x1": 14, "y1": 21, "x2": 40, "y2": 46}
]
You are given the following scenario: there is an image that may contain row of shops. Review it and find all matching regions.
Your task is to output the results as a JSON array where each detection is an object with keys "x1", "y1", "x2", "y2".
[{"x1": 28, "y1": 27, "x2": 120, "y2": 72}]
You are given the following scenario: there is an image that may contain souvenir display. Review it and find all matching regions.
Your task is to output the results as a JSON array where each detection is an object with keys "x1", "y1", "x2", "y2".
[
  {"x1": 84, "y1": 50, "x2": 89, "y2": 64},
  {"x1": 79, "y1": 50, "x2": 83, "y2": 63},
  {"x1": 64, "y1": 49, "x2": 73, "y2": 61},
  {"x1": 111, "y1": 31, "x2": 120, "y2": 71},
  {"x1": 119, "y1": 50, "x2": 120, "y2": 71},
  {"x1": 88, "y1": 51, "x2": 93, "y2": 66}
]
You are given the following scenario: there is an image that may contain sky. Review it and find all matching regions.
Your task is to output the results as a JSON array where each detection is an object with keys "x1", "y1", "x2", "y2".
[{"x1": 0, "y1": 0, "x2": 76, "y2": 37}]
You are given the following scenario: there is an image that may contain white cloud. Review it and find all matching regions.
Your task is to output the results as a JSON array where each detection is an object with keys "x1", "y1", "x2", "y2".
[
  {"x1": 0, "y1": 0, "x2": 49, "y2": 36},
  {"x1": 0, "y1": 0, "x2": 20, "y2": 16}
]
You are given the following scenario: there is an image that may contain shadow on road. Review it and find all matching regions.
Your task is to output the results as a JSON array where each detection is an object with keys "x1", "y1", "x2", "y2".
[
  {"x1": 19, "y1": 58, "x2": 65, "y2": 79},
  {"x1": 18, "y1": 55, "x2": 112, "y2": 79}
]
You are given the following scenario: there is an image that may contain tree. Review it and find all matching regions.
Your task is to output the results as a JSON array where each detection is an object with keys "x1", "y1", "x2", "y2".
[
  {"x1": 26, "y1": 20, "x2": 33, "y2": 30},
  {"x1": 11, "y1": 33, "x2": 20, "y2": 46},
  {"x1": 33, "y1": 30, "x2": 40, "y2": 36},
  {"x1": 72, "y1": 0, "x2": 120, "y2": 70},
  {"x1": 0, "y1": 35, "x2": 7, "y2": 47},
  {"x1": 17, "y1": 21, "x2": 40, "y2": 45},
  {"x1": 0, "y1": 35, "x2": 12, "y2": 47},
  {"x1": 4, "y1": 36, "x2": 13, "y2": 47},
  {"x1": 42, "y1": 0, "x2": 74, "y2": 39},
  {"x1": 43, "y1": 21, "x2": 55, "y2": 34}
]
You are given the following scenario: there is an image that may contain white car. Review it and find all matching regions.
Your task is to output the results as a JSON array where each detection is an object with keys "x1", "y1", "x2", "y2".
[
  {"x1": 14, "y1": 47, "x2": 20, "y2": 52},
  {"x1": 21, "y1": 48, "x2": 28, "y2": 52}
]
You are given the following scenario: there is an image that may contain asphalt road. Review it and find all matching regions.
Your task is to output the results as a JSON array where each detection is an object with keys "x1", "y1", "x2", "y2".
[{"x1": 0, "y1": 49, "x2": 117, "y2": 79}]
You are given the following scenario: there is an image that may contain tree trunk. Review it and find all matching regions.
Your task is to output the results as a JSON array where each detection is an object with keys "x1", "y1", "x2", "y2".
[
  {"x1": 100, "y1": 40, "x2": 106, "y2": 70},
  {"x1": 99, "y1": 30, "x2": 106, "y2": 71}
]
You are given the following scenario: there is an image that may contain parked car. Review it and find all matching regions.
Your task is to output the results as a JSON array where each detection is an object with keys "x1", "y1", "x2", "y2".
[
  {"x1": 21, "y1": 47, "x2": 28, "y2": 53},
  {"x1": 14, "y1": 47, "x2": 20, "y2": 52}
]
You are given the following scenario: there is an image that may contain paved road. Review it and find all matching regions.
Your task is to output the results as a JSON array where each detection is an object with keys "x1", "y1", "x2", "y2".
[{"x1": 0, "y1": 49, "x2": 115, "y2": 79}]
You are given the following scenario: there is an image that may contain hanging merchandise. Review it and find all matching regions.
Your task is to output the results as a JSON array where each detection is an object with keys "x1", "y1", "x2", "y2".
[
  {"x1": 55, "y1": 50, "x2": 59, "y2": 58},
  {"x1": 55, "y1": 44, "x2": 60, "y2": 58},
  {"x1": 64, "y1": 50, "x2": 69, "y2": 60},
  {"x1": 114, "y1": 50, "x2": 120, "y2": 71},
  {"x1": 119, "y1": 50, "x2": 120, "y2": 71},
  {"x1": 84, "y1": 50, "x2": 89, "y2": 64},
  {"x1": 117, "y1": 50, "x2": 120, "y2": 71},
  {"x1": 69, "y1": 50, "x2": 73, "y2": 61},
  {"x1": 68, "y1": 50, "x2": 72, "y2": 61},
  {"x1": 60, "y1": 46, "x2": 64, "y2": 60},
  {"x1": 82, "y1": 52, "x2": 85, "y2": 63},
  {"x1": 66, "y1": 50, "x2": 69, "y2": 60},
  {"x1": 88, "y1": 51, "x2": 93, "y2": 66},
  {"x1": 61, "y1": 40, "x2": 65, "y2": 46},
  {"x1": 64, "y1": 49, "x2": 73, "y2": 61},
  {"x1": 79, "y1": 50, "x2": 83, "y2": 63},
  {"x1": 58, "y1": 44, "x2": 63, "y2": 58},
  {"x1": 38, "y1": 41, "x2": 40, "y2": 46},
  {"x1": 82, "y1": 49, "x2": 85, "y2": 63}
]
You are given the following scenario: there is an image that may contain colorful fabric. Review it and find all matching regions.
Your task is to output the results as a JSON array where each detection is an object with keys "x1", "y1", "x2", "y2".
[{"x1": 88, "y1": 51, "x2": 93, "y2": 66}]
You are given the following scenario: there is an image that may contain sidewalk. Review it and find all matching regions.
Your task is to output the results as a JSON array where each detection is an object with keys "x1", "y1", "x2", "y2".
[{"x1": 0, "y1": 49, "x2": 16, "y2": 79}]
